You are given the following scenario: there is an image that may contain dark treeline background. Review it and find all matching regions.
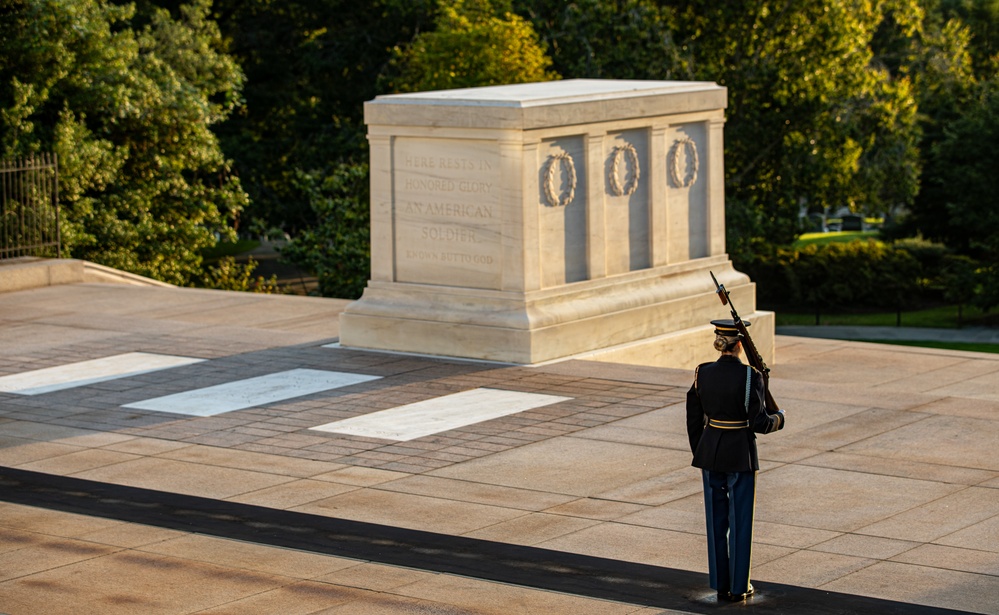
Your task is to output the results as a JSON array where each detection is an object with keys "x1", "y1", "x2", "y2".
[{"x1": 2, "y1": 0, "x2": 997, "y2": 303}]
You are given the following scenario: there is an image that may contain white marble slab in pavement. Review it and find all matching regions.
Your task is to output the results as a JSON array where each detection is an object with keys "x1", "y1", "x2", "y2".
[
  {"x1": 311, "y1": 387, "x2": 572, "y2": 441},
  {"x1": 0, "y1": 352, "x2": 205, "y2": 395},
  {"x1": 122, "y1": 368, "x2": 381, "y2": 417}
]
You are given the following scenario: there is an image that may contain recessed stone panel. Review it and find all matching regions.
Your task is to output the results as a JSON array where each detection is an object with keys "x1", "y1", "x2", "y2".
[
  {"x1": 393, "y1": 138, "x2": 502, "y2": 289},
  {"x1": 666, "y1": 122, "x2": 709, "y2": 262},
  {"x1": 538, "y1": 136, "x2": 587, "y2": 287},
  {"x1": 605, "y1": 129, "x2": 650, "y2": 274}
]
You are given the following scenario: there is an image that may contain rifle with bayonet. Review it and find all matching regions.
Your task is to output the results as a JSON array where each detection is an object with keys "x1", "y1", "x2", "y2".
[{"x1": 709, "y1": 271, "x2": 780, "y2": 412}]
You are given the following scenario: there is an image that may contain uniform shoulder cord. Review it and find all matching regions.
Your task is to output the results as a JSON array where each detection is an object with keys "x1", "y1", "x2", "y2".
[{"x1": 744, "y1": 365, "x2": 752, "y2": 414}]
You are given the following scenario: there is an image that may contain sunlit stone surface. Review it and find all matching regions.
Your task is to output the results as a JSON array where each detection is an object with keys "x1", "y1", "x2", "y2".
[{"x1": 341, "y1": 79, "x2": 773, "y2": 367}]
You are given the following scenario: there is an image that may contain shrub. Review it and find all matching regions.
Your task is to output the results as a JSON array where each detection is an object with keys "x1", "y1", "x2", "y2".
[
  {"x1": 743, "y1": 239, "x2": 921, "y2": 311},
  {"x1": 280, "y1": 162, "x2": 370, "y2": 299},
  {"x1": 198, "y1": 257, "x2": 282, "y2": 293}
]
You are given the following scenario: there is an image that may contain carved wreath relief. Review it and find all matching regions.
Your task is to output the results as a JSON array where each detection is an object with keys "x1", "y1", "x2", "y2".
[
  {"x1": 669, "y1": 137, "x2": 699, "y2": 188},
  {"x1": 609, "y1": 143, "x2": 640, "y2": 196},
  {"x1": 543, "y1": 151, "x2": 577, "y2": 207},
  {"x1": 542, "y1": 135, "x2": 698, "y2": 206}
]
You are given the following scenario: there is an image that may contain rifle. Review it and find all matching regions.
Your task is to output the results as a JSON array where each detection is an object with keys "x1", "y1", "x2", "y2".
[{"x1": 709, "y1": 271, "x2": 780, "y2": 412}]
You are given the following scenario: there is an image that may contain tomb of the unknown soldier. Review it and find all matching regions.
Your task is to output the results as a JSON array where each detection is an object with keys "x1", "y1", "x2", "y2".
[{"x1": 339, "y1": 79, "x2": 775, "y2": 368}]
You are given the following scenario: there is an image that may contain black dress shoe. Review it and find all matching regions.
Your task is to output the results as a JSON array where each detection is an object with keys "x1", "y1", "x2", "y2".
[{"x1": 722, "y1": 584, "x2": 755, "y2": 601}]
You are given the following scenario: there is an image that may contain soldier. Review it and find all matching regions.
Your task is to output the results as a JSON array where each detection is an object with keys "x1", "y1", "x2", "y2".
[{"x1": 686, "y1": 319, "x2": 786, "y2": 602}]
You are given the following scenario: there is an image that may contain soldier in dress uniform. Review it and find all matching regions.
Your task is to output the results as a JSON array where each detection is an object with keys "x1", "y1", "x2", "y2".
[{"x1": 686, "y1": 319, "x2": 786, "y2": 602}]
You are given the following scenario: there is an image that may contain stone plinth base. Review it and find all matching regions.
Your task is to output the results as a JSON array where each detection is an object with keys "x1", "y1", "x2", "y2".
[
  {"x1": 340, "y1": 259, "x2": 769, "y2": 367},
  {"x1": 573, "y1": 310, "x2": 775, "y2": 371}
]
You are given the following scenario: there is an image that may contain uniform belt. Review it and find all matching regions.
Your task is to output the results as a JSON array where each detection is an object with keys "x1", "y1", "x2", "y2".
[{"x1": 708, "y1": 419, "x2": 750, "y2": 429}]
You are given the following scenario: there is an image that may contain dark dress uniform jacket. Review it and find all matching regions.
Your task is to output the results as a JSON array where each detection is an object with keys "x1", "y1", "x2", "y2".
[{"x1": 686, "y1": 355, "x2": 784, "y2": 472}]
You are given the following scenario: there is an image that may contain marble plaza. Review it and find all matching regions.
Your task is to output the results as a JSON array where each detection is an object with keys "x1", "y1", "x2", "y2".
[{"x1": 1, "y1": 272, "x2": 997, "y2": 614}]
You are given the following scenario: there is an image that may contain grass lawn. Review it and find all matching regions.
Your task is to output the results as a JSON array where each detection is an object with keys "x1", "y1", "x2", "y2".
[
  {"x1": 793, "y1": 230, "x2": 880, "y2": 247},
  {"x1": 773, "y1": 304, "x2": 993, "y2": 329}
]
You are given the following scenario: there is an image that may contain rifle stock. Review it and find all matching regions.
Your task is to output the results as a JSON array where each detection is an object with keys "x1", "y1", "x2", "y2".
[{"x1": 709, "y1": 272, "x2": 780, "y2": 412}]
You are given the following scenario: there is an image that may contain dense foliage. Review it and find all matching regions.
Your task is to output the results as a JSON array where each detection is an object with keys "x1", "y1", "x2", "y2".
[
  {"x1": 385, "y1": 0, "x2": 558, "y2": 93},
  {"x1": 739, "y1": 233, "x2": 999, "y2": 321},
  {"x1": 741, "y1": 240, "x2": 920, "y2": 310},
  {"x1": 0, "y1": 0, "x2": 247, "y2": 285},
  {"x1": 1, "y1": 0, "x2": 996, "y2": 304},
  {"x1": 202, "y1": 0, "x2": 435, "y2": 235},
  {"x1": 278, "y1": 162, "x2": 371, "y2": 298}
]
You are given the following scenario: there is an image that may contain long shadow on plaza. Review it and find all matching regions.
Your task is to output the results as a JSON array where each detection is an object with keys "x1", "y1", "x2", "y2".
[{"x1": 1, "y1": 467, "x2": 975, "y2": 615}]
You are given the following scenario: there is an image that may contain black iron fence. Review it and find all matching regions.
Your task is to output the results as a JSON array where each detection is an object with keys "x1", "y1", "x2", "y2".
[{"x1": 1, "y1": 154, "x2": 60, "y2": 259}]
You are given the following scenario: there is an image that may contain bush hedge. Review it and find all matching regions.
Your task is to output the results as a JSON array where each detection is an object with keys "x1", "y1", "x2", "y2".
[{"x1": 737, "y1": 239, "x2": 923, "y2": 311}]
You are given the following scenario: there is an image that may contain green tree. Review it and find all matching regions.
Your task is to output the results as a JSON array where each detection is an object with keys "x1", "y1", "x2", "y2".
[
  {"x1": 513, "y1": 0, "x2": 685, "y2": 80},
  {"x1": 279, "y1": 162, "x2": 370, "y2": 298},
  {"x1": 385, "y1": 0, "x2": 558, "y2": 93},
  {"x1": 0, "y1": 0, "x2": 246, "y2": 285},
  {"x1": 883, "y1": 7, "x2": 974, "y2": 236},
  {"x1": 923, "y1": 77, "x2": 999, "y2": 308},
  {"x1": 900, "y1": 2, "x2": 998, "y2": 269},
  {"x1": 940, "y1": 253, "x2": 979, "y2": 324},
  {"x1": 208, "y1": 0, "x2": 434, "y2": 233},
  {"x1": 518, "y1": 1, "x2": 924, "y2": 260},
  {"x1": 668, "y1": 0, "x2": 923, "y2": 257},
  {"x1": 937, "y1": 0, "x2": 999, "y2": 75}
]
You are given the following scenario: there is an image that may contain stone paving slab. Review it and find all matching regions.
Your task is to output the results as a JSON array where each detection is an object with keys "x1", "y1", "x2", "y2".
[{"x1": 1, "y1": 278, "x2": 998, "y2": 614}]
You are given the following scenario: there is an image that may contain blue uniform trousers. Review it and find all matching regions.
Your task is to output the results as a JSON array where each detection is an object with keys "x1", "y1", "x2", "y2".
[{"x1": 702, "y1": 469, "x2": 756, "y2": 596}]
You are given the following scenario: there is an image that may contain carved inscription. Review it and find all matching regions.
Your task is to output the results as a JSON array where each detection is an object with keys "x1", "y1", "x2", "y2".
[{"x1": 394, "y1": 139, "x2": 501, "y2": 288}]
